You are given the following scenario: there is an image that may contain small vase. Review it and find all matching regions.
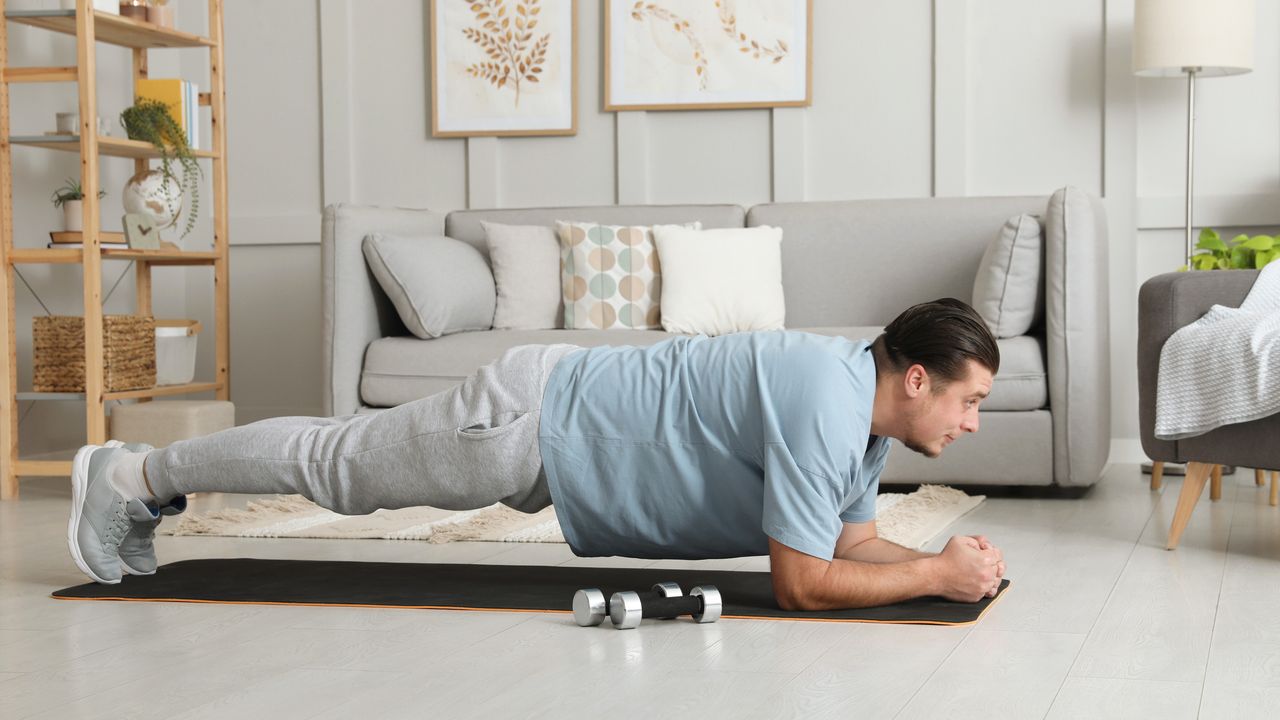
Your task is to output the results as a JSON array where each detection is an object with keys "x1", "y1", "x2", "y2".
[
  {"x1": 146, "y1": 5, "x2": 173, "y2": 28},
  {"x1": 63, "y1": 200, "x2": 83, "y2": 232}
]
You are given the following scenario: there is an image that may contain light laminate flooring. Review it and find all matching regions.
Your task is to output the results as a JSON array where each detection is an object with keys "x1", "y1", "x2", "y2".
[{"x1": 2, "y1": 462, "x2": 1278, "y2": 719}]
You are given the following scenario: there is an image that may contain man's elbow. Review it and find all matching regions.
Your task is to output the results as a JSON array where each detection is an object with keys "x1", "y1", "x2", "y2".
[{"x1": 773, "y1": 579, "x2": 824, "y2": 611}]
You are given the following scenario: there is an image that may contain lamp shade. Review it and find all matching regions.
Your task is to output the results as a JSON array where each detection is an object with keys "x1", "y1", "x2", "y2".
[{"x1": 1133, "y1": 0, "x2": 1254, "y2": 77}]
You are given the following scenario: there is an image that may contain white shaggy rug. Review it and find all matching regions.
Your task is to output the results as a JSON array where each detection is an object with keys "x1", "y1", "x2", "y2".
[{"x1": 160, "y1": 485, "x2": 984, "y2": 551}]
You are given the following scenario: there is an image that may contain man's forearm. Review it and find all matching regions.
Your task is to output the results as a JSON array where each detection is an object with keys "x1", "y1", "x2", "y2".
[
  {"x1": 837, "y1": 537, "x2": 936, "y2": 564},
  {"x1": 804, "y1": 556, "x2": 940, "y2": 609}
]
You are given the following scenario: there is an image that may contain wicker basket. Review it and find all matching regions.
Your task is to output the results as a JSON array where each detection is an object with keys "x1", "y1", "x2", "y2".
[{"x1": 33, "y1": 315, "x2": 156, "y2": 392}]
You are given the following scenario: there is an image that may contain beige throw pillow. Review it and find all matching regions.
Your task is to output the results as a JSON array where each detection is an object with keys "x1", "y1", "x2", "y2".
[
  {"x1": 653, "y1": 225, "x2": 786, "y2": 336},
  {"x1": 556, "y1": 221, "x2": 700, "y2": 330},
  {"x1": 482, "y1": 222, "x2": 563, "y2": 330}
]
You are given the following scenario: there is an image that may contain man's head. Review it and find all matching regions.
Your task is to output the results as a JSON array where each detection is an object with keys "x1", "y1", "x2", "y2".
[{"x1": 871, "y1": 298, "x2": 999, "y2": 458}]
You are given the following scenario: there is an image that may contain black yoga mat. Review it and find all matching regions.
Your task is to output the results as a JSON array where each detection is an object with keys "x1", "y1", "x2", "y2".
[{"x1": 52, "y1": 558, "x2": 1010, "y2": 626}]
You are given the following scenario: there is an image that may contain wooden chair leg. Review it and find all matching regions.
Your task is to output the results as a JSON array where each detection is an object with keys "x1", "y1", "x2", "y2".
[
  {"x1": 1256, "y1": 468, "x2": 1266, "y2": 486},
  {"x1": 1271, "y1": 471, "x2": 1278, "y2": 507},
  {"x1": 1167, "y1": 461, "x2": 1213, "y2": 550},
  {"x1": 1210, "y1": 464, "x2": 1223, "y2": 501},
  {"x1": 1151, "y1": 461, "x2": 1164, "y2": 491}
]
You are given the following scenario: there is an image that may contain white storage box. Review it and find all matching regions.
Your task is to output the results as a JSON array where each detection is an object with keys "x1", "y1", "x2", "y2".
[
  {"x1": 155, "y1": 319, "x2": 200, "y2": 386},
  {"x1": 110, "y1": 400, "x2": 234, "y2": 449}
]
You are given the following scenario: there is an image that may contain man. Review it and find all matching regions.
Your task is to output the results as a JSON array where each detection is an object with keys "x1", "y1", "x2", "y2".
[{"x1": 68, "y1": 297, "x2": 1006, "y2": 609}]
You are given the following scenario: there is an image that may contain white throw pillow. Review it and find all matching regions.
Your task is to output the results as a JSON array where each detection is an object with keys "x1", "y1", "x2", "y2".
[
  {"x1": 362, "y1": 233, "x2": 496, "y2": 339},
  {"x1": 972, "y1": 214, "x2": 1044, "y2": 338},
  {"x1": 653, "y1": 225, "x2": 786, "y2": 336},
  {"x1": 482, "y1": 222, "x2": 563, "y2": 330}
]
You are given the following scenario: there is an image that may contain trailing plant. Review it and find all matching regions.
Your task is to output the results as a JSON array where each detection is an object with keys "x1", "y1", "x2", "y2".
[
  {"x1": 119, "y1": 98, "x2": 201, "y2": 238},
  {"x1": 50, "y1": 176, "x2": 105, "y2": 208},
  {"x1": 1187, "y1": 228, "x2": 1280, "y2": 271}
]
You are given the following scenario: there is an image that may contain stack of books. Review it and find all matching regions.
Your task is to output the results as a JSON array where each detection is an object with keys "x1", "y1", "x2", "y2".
[
  {"x1": 48, "y1": 231, "x2": 129, "y2": 250},
  {"x1": 135, "y1": 78, "x2": 199, "y2": 149}
]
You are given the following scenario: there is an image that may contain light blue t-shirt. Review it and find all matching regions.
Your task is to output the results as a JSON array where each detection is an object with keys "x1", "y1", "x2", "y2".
[{"x1": 538, "y1": 330, "x2": 891, "y2": 561}]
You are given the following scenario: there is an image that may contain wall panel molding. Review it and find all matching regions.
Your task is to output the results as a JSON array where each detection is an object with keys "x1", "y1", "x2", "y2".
[
  {"x1": 318, "y1": 0, "x2": 353, "y2": 208},
  {"x1": 931, "y1": 0, "x2": 967, "y2": 197},
  {"x1": 467, "y1": 137, "x2": 499, "y2": 209},
  {"x1": 616, "y1": 111, "x2": 648, "y2": 204},
  {"x1": 1137, "y1": 193, "x2": 1280, "y2": 230},
  {"x1": 771, "y1": 107, "x2": 805, "y2": 202}
]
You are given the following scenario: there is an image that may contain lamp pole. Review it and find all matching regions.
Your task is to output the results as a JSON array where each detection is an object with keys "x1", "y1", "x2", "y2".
[{"x1": 1184, "y1": 66, "x2": 1199, "y2": 267}]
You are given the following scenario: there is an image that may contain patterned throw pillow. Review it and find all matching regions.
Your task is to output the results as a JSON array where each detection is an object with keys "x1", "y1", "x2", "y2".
[{"x1": 555, "y1": 221, "x2": 699, "y2": 330}]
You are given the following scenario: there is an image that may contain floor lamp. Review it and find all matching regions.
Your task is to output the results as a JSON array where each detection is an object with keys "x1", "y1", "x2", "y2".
[{"x1": 1133, "y1": 0, "x2": 1254, "y2": 484}]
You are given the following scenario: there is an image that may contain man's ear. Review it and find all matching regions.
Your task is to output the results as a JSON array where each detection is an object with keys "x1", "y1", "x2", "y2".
[{"x1": 903, "y1": 364, "x2": 929, "y2": 398}]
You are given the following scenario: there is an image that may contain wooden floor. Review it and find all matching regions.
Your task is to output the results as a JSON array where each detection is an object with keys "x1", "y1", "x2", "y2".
[{"x1": 1, "y1": 462, "x2": 1278, "y2": 719}]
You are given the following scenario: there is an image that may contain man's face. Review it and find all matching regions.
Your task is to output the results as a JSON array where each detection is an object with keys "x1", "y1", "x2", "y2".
[{"x1": 901, "y1": 360, "x2": 993, "y2": 458}]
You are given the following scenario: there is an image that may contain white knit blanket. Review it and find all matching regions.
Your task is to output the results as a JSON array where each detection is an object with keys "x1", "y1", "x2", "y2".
[{"x1": 1155, "y1": 262, "x2": 1280, "y2": 440}]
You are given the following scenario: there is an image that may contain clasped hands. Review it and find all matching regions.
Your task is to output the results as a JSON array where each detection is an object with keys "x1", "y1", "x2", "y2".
[{"x1": 936, "y1": 534, "x2": 1006, "y2": 602}]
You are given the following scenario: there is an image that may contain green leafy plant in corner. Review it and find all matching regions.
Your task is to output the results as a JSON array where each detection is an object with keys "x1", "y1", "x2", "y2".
[
  {"x1": 119, "y1": 98, "x2": 202, "y2": 238},
  {"x1": 1186, "y1": 228, "x2": 1280, "y2": 271},
  {"x1": 50, "y1": 176, "x2": 105, "y2": 208}
]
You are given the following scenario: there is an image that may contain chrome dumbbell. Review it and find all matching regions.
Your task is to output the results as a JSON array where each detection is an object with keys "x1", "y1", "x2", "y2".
[
  {"x1": 573, "y1": 581, "x2": 682, "y2": 627},
  {"x1": 608, "y1": 584, "x2": 722, "y2": 630}
]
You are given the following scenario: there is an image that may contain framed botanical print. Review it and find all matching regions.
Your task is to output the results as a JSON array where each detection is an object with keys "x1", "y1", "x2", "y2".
[
  {"x1": 430, "y1": 0, "x2": 578, "y2": 137},
  {"x1": 605, "y1": 0, "x2": 812, "y2": 111}
]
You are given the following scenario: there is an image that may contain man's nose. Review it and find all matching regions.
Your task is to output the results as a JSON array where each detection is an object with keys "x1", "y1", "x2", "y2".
[{"x1": 961, "y1": 414, "x2": 979, "y2": 433}]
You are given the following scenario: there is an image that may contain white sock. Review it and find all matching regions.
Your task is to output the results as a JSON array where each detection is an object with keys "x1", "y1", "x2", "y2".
[{"x1": 109, "y1": 451, "x2": 154, "y2": 502}]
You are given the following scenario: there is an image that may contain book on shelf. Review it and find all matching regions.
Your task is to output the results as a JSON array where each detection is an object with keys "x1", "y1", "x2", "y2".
[
  {"x1": 46, "y1": 243, "x2": 131, "y2": 250},
  {"x1": 134, "y1": 78, "x2": 198, "y2": 149},
  {"x1": 49, "y1": 231, "x2": 126, "y2": 244}
]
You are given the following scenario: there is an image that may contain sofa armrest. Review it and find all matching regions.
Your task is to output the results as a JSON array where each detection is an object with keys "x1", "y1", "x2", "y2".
[
  {"x1": 1136, "y1": 270, "x2": 1260, "y2": 463},
  {"x1": 322, "y1": 204, "x2": 447, "y2": 417},
  {"x1": 1044, "y1": 187, "x2": 1111, "y2": 486}
]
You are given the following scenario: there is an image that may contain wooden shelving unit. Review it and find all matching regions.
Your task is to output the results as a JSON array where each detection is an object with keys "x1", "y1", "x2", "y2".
[{"x1": 0, "y1": 2, "x2": 230, "y2": 499}]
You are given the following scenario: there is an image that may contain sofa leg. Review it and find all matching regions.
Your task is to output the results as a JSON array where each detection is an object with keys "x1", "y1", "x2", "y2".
[
  {"x1": 1151, "y1": 461, "x2": 1164, "y2": 491},
  {"x1": 1257, "y1": 469, "x2": 1266, "y2": 486},
  {"x1": 1271, "y1": 471, "x2": 1278, "y2": 507},
  {"x1": 1210, "y1": 465, "x2": 1223, "y2": 501},
  {"x1": 1167, "y1": 461, "x2": 1212, "y2": 550}
]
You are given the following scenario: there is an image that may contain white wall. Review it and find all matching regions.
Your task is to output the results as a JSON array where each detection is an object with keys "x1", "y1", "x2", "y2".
[{"x1": 7, "y1": 0, "x2": 1277, "y2": 461}]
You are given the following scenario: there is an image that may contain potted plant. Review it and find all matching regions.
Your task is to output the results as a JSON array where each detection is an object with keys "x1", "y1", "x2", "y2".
[
  {"x1": 119, "y1": 98, "x2": 201, "y2": 238},
  {"x1": 1187, "y1": 228, "x2": 1280, "y2": 271},
  {"x1": 50, "y1": 177, "x2": 105, "y2": 232}
]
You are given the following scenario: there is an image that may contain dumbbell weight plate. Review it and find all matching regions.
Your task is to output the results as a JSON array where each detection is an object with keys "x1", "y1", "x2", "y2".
[
  {"x1": 573, "y1": 588, "x2": 608, "y2": 627},
  {"x1": 690, "y1": 585, "x2": 722, "y2": 623}
]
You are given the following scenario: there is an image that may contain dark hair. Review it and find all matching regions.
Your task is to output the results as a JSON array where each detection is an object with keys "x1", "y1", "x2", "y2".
[{"x1": 871, "y1": 298, "x2": 1000, "y2": 388}]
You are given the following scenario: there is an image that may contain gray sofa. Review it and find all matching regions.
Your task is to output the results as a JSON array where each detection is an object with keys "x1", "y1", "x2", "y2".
[{"x1": 323, "y1": 191, "x2": 1111, "y2": 488}]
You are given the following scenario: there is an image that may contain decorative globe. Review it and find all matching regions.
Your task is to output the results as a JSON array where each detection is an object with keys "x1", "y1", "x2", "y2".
[{"x1": 122, "y1": 169, "x2": 183, "y2": 230}]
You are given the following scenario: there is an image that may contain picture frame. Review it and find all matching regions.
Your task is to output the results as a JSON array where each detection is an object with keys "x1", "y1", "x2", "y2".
[
  {"x1": 430, "y1": 0, "x2": 578, "y2": 137},
  {"x1": 605, "y1": 0, "x2": 812, "y2": 112}
]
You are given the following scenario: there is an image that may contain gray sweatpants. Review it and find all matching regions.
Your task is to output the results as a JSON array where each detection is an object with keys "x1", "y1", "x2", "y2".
[{"x1": 143, "y1": 344, "x2": 583, "y2": 515}]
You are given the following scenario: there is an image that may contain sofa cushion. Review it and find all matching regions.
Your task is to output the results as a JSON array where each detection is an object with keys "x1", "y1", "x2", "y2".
[
  {"x1": 360, "y1": 327, "x2": 1047, "y2": 411},
  {"x1": 361, "y1": 233, "x2": 495, "y2": 339},
  {"x1": 556, "y1": 221, "x2": 698, "y2": 331},
  {"x1": 654, "y1": 225, "x2": 787, "y2": 336},
  {"x1": 972, "y1": 214, "x2": 1044, "y2": 338},
  {"x1": 481, "y1": 222, "x2": 563, "y2": 330}
]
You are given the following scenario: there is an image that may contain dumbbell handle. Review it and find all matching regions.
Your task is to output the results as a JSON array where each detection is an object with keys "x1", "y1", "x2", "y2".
[{"x1": 638, "y1": 594, "x2": 703, "y2": 619}]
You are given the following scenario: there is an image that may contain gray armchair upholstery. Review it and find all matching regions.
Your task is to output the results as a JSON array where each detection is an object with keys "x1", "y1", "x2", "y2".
[
  {"x1": 1137, "y1": 269, "x2": 1278, "y2": 548},
  {"x1": 1138, "y1": 269, "x2": 1277, "y2": 470}
]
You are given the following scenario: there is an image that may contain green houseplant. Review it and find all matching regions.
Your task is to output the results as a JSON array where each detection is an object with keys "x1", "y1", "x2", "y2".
[
  {"x1": 50, "y1": 176, "x2": 105, "y2": 232},
  {"x1": 1187, "y1": 228, "x2": 1280, "y2": 271},
  {"x1": 119, "y1": 98, "x2": 201, "y2": 238}
]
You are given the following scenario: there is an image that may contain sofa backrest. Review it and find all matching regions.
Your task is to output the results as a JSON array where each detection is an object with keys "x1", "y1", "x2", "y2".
[
  {"x1": 444, "y1": 204, "x2": 746, "y2": 259},
  {"x1": 748, "y1": 196, "x2": 1048, "y2": 327}
]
